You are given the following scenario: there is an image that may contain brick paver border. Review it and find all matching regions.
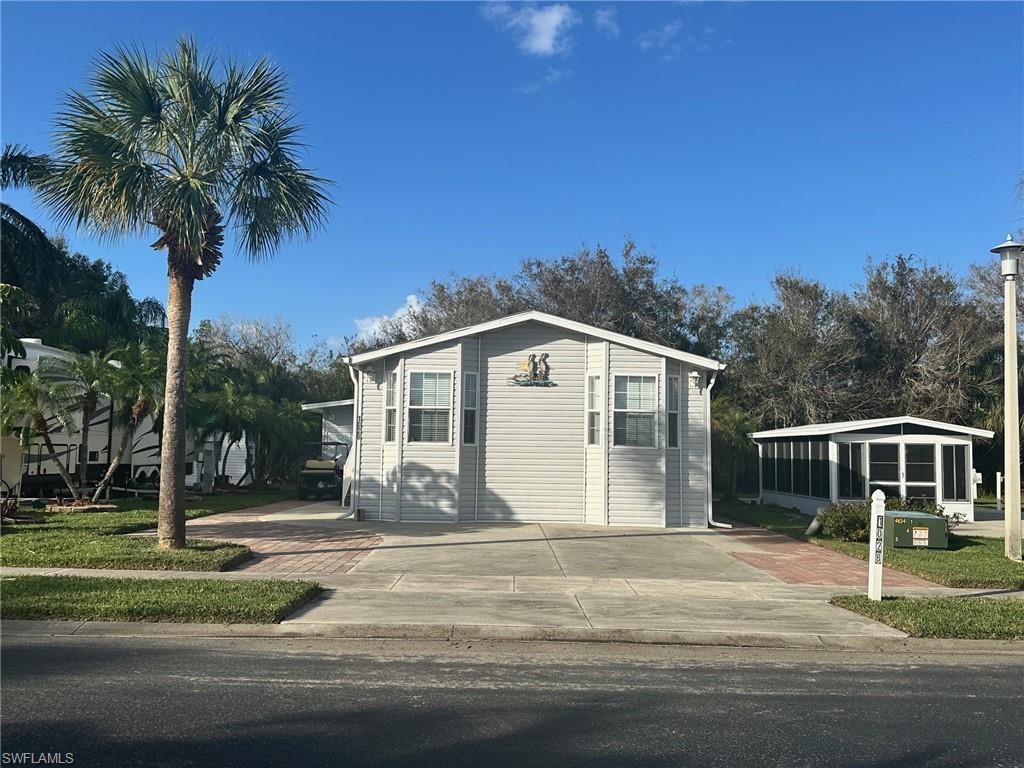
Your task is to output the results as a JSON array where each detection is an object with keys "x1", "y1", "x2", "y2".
[
  {"x1": 182, "y1": 504, "x2": 381, "y2": 575},
  {"x1": 720, "y1": 526, "x2": 937, "y2": 587}
]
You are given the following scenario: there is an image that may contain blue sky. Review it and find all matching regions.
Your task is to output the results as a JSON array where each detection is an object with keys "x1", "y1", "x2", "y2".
[{"x1": 2, "y1": 1, "x2": 1021, "y2": 349}]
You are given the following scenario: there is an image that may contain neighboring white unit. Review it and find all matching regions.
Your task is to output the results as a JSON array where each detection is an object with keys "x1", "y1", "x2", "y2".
[
  {"x1": 4, "y1": 338, "x2": 205, "y2": 495},
  {"x1": 341, "y1": 311, "x2": 725, "y2": 527},
  {"x1": 301, "y1": 399, "x2": 354, "y2": 447},
  {"x1": 749, "y1": 417, "x2": 995, "y2": 522}
]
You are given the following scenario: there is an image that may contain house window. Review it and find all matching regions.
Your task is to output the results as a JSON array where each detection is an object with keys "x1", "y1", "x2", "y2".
[
  {"x1": 942, "y1": 444, "x2": 968, "y2": 501},
  {"x1": 463, "y1": 372, "x2": 478, "y2": 445},
  {"x1": 384, "y1": 371, "x2": 397, "y2": 442},
  {"x1": 613, "y1": 375, "x2": 657, "y2": 447},
  {"x1": 810, "y1": 441, "x2": 829, "y2": 498},
  {"x1": 88, "y1": 450, "x2": 99, "y2": 462},
  {"x1": 762, "y1": 442, "x2": 777, "y2": 492},
  {"x1": 793, "y1": 441, "x2": 810, "y2": 495},
  {"x1": 408, "y1": 372, "x2": 451, "y2": 443},
  {"x1": 905, "y1": 444, "x2": 936, "y2": 501},
  {"x1": 868, "y1": 443, "x2": 899, "y2": 496},
  {"x1": 586, "y1": 375, "x2": 601, "y2": 446},
  {"x1": 777, "y1": 442, "x2": 793, "y2": 493},
  {"x1": 839, "y1": 442, "x2": 865, "y2": 499},
  {"x1": 667, "y1": 376, "x2": 680, "y2": 448}
]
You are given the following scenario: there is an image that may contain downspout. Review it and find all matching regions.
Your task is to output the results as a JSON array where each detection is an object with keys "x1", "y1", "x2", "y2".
[
  {"x1": 705, "y1": 367, "x2": 731, "y2": 529},
  {"x1": 345, "y1": 358, "x2": 362, "y2": 517}
]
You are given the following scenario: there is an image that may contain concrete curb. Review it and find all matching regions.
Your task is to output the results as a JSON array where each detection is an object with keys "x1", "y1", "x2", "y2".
[{"x1": 3, "y1": 619, "x2": 1022, "y2": 654}]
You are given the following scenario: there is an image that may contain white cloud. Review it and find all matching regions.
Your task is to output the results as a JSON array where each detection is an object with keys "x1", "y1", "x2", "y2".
[
  {"x1": 594, "y1": 8, "x2": 620, "y2": 39},
  {"x1": 324, "y1": 335, "x2": 347, "y2": 353},
  {"x1": 482, "y1": 3, "x2": 580, "y2": 57},
  {"x1": 515, "y1": 67, "x2": 572, "y2": 95},
  {"x1": 635, "y1": 19, "x2": 685, "y2": 60},
  {"x1": 353, "y1": 294, "x2": 421, "y2": 342}
]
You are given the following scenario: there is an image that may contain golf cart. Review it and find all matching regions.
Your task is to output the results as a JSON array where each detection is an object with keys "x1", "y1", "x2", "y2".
[{"x1": 296, "y1": 441, "x2": 350, "y2": 502}]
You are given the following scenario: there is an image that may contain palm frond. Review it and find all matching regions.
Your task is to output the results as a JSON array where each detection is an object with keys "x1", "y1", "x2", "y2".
[{"x1": 1, "y1": 144, "x2": 52, "y2": 189}]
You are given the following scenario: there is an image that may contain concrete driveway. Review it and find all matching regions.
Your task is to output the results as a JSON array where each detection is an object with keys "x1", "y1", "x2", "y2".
[
  {"x1": 250, "y1": 502, "x2": 957, "y2": 642},
  {"x1": 259, "y1": 503, "x2": 774, "y2": 583}
]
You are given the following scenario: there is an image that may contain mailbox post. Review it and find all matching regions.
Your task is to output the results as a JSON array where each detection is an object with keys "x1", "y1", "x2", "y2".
[{"x1": 867, "y1": 489, "x2": 886, "y2": 601}]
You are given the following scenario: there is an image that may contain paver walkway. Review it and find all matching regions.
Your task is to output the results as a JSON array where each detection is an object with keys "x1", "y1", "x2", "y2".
[
  {"x1": 183, "y1": 504, "x2": 381, "y2": 574},
  {"x1": 715, "y1": 526, "x2": 937, "y2": 587}
]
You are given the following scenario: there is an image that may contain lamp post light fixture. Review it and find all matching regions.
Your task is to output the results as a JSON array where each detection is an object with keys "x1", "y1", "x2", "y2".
[{"x1": 992, "y1": 234, "x2": 1023, "y2": 560}]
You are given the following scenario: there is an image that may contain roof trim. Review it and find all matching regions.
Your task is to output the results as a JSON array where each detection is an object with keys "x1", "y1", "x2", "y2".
[
  {"x1": 345, "y1": 311, "x2": 724, "y2": 370},
  {"x1": 749, "y1": 416, "x2": 994, "y2": 441},
  {"x1": 301, "y1": 399, "x2": 354, "y2": 411}
]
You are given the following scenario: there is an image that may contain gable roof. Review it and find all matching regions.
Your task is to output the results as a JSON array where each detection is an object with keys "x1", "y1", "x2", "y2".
[
  {"x1": 749, "y1": 416, "x2": 994, "y2": 441},
  {"x1": 345, "y1": 311, "x2": 724, "y2": 370}
]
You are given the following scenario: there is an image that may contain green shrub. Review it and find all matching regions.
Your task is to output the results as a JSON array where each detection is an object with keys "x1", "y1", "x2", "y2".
[
  {"x1": 819, "y1": 502, "x2": 871, "y2": 542},
  {"x1": 817, "y1": 497, "x2": 955, "y2": 542}
]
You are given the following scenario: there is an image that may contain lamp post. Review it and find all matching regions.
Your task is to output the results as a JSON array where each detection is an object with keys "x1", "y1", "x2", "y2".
[{"x1": 993, "y1": 234, "x2": 1023, "y2": 560}]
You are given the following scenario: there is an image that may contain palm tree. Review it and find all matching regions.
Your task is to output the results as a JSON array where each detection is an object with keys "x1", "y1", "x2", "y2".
[
  {"x1": 38, "y1": 39, "x2": 329, "y2": 548},
  {"x1": 0, "y1": 371, "x2": 81, "y2": 499},
  {"x1": 91, "y1": 342, "x2": 165, "y2": 502},
  {"x1": 1, "y1": 145, "x2": 61, "y2": 294},
  {"x1": 38, "y1": 351, "x2": 120, "y2": 491}
]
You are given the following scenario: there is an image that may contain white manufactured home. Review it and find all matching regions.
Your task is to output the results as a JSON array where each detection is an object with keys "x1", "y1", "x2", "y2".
[
  {"x1": 749, "y1": 417, "x2": 994, "y2": 522},
  {"x1": 343, "y1": 311, "x2": 724, "y2": 527}
]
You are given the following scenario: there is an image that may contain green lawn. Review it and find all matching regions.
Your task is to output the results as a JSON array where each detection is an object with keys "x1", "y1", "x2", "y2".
[
  {"x1": 0, "y1": 575, "x2": 319, "y2": 623},
  {"x1": 717, "y1": 500, "x2": 1024, "y2": 589},
  {"x1": 0, "y1": 488, "x2": 292, "y2": 570},
  {"x1": 832, "y1": 595, "x2": 1024, "y2": 640}
]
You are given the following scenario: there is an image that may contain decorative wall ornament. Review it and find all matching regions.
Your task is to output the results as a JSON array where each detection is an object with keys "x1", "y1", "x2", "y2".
[{"x1": 510, "y1": 352, "x2": 556, "y2": 386}]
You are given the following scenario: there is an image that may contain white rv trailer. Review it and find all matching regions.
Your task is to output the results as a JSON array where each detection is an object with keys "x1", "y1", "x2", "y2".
[{"x1": 2, "y1": 338, "x2": 250, "y2": 496}]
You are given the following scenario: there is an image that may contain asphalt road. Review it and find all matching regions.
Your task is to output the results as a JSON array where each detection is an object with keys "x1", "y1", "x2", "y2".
[{"x1": 2, "y1": 636, "x2": 1022, "y2": 768}]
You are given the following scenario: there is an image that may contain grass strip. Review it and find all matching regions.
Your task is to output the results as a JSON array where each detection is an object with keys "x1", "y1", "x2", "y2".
[
  {"x1": 0, "y1": 488, "x2": 292, "y2": 570},
  {"x1": 831, "y1": 594, "x2": 1024, "y2": 640},
  {"x1": 0, "y1": 575, "x2": 319, "y2": 624}
]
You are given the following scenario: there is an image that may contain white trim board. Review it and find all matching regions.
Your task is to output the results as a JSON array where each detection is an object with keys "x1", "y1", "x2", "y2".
[
  {"x1": 749, "y1": 416, "x2": 994, "y2": 441},
  {"x1": 346, "y1": 311, "x2": 724, "y2": 372}
]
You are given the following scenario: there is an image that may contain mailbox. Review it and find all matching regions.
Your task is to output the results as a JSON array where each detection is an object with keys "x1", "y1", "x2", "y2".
[{"x1": 883, "y1": 511, "x2": 948, "y2": 550}]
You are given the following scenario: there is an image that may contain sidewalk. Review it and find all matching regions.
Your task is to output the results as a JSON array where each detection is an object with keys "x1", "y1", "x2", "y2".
[{"x1": 5, "y1": 564, "x2": 1019, "y2": 650}]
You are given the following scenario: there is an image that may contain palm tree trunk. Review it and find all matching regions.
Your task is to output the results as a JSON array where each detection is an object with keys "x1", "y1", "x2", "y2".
[
  {"x1": 38, "y1": 426, "x2": 79, "y2": 500},
  {"x1": 158, "y1": 267, "x2": 194, "y2": 549},
  {"x1": 77, "y1": 402, "x2": 94, "y2": 492},
  {"x1": 92, "y1": 423, "x2": 135, "y2": 503}
]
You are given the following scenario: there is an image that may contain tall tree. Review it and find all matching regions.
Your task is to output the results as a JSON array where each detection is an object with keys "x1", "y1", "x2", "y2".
[
  {"x1": 91, "y1": 342, "x2": 165, "y2": 502},
  {"x1": 0, "y1": 371, "x2": 80, "y2": 499},
  {"x1": 38, "y1": 351, "x2": 118, "y2": 490},
  {"x1": 727, "y1": 275, "x2": 865, "y2": 427},
  {"x1": 39, "y1": 39, "x2": 329, "y2": 548}
]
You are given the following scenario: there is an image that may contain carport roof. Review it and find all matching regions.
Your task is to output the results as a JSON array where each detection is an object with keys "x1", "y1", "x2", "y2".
[
  {"x1": 301, "y1": 399, "x2": 354, "y2": 411},
  {"x1": 344, "y1": 310, "x2": 725, "y2": 370},
  {"x1": 749, "y1": 416, "x2": 994, "y2": 441}
]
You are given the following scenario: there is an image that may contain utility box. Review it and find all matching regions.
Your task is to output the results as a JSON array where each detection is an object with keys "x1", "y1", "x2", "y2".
[{"x1": 884, "y1": 511, "x2": 948, "y2": 550}]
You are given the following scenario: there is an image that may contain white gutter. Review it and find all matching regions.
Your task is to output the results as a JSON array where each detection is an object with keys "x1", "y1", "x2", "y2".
[{"x1": 705, "y1": 370, "x2": 731, "y2": 529}]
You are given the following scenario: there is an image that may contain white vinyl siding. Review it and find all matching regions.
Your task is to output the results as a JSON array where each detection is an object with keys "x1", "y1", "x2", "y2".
[
  {"x1": 356, "y1": 364, "x2": 384, "y2": 518},
  {"x1": 478, "y1": 323, "x2": 586, "y2": 523},
  {"x1": 584, "y1": 339, "x2": 607, "y2": 525},
  {"x1": 608, "y1": 345, "x2": 665, "y2": 526},
  {"x1": 678, "y1": 369, "x2": 707, "y2": 527},
  {"x1": 399, "y1": 342, "x2": 459, "y2": 521}
]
